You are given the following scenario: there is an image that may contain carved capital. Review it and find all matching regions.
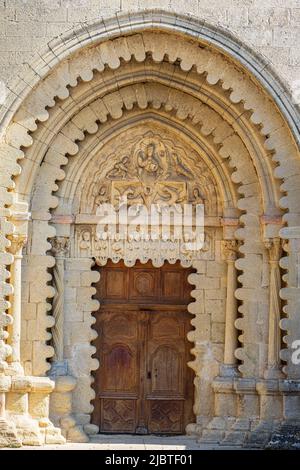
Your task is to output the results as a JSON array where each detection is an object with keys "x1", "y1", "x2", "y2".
[
  {"x1": 51, "y1": 237, "x2": 70, "y2": 257},
  {"x1": 264, "y1": 238, "x2": 281, "y2": 264},
  {"x1": 222, "y1": 240, "x2": 239, "y2": 262},
  {"x1": 8, "y1": 234, "x2": 27, "y2": 256}
]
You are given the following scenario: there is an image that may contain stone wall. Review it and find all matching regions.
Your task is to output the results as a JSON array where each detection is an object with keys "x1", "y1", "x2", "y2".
[{"x1": 0, "y1": 0, "x2": 299, "y2": 99}]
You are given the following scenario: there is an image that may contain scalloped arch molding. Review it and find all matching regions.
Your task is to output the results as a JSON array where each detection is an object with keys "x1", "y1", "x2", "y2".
[{"x1": 1, "y1": 11, "x2": 300, "y2": 447}]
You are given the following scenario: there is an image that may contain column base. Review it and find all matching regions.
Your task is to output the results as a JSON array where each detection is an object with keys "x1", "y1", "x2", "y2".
[{"x1": 4, "y1": 375, "x2": 65, "y2": 446}]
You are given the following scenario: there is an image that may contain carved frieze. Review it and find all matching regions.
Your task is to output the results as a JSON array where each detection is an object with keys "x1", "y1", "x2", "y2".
[{"x1": 75, "y1": 225, "x2": 214, "y2": 267}]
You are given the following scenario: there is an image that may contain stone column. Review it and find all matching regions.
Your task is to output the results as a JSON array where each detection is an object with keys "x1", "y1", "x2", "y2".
[
  {"x1": 220, "y1": 239, "x2": 239, "y2": 376},
  {"x1": 264, "y1": 238, "x2": 283, "y2": 379},
  {"x1": 200, "y1": 240, "x2": 240, "y2": 445},
  {"x1": 7, "y1": 235, "x2": 27, "y2": 375},
  {"x1": 50, "y1": 237, "x2": 70, "y2": 371}
]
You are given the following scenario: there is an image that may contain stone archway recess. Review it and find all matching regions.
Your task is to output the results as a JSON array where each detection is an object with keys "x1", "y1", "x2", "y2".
[{"x1": 0, "y1": 11, "x2": 299, "y2": 447}]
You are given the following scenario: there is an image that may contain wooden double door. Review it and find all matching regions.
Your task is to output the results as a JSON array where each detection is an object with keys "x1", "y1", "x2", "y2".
[{"x1": 92, "y1": 261, "x2": 194, "y2": 434}]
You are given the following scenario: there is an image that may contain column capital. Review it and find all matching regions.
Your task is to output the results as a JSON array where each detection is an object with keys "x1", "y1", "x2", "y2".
[
  {"x1": 8, "y1": 234, "x2": 27, "y2": 257},
  {"x1": 264, "y1": 237, "x2": 282, "y2": 263},
  {"x1": 50, "y1": 236, "x2": 70, "y2": 258},
  {"x1": 221, "y1": 239, "x2": 240, "y2": 262}
]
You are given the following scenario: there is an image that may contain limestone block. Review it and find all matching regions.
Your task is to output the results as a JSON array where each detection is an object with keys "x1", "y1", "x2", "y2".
[
  {"x1": 0, "y1": 418, "x2": 21, "y2": 448},
  {"x1": 84, "y1": 423, "x2": 99, "y2": 435},
  {"x1": 75, "y1": 413, "x2": 92, "y2": 425},
  {"x1": 72, "y1": 376, "x2": 94, "y2": 415},
  {"x1": 67, "y1": 424, "x2": 89, "y2": 443},
  {"x1": 10, "y1": 415, "x2": 43, "y2": 446},
  {"x1": 81, "y1": 270, "x2": 100, "y2": 286},
  {"x1": 60, "y1": 416, "x2": 76, "y2": 430},
  {"x1": 65, "y1": 270, "x2": 81, "y2": 287},
  {"x1": 50, "y1": 392, "x2": 72, "y2": 416},
  {"x1": 65, "y1": 304, "x2": 84, "y2": 323},
  {"x1": 191, "y1": 314, "x2": 211, "y2": 341},
  {"x1": 65, "y1": 287, "x2": 76, "y2": 302},
  {"x1": 23, "y1": 361, "x2": 32, "y2": 376},
  {"x1": 208, "y1": 300, "x2": 225, "y2": 322},
  {"x1": 65, "y1": 258, "x2": 93, "y2": 271},
  {"x1": 55, "y1": 375, "x2": 76, "y2": 393},
  {"x1": 205, "y1": 288, "x2": 226, "y2": 300},
  {"x1": 206, "y1": 261, "x2": 227, "y2": 277},
  {"x1": 32, "y1": 341, "x2": 54, "y2": 375},
  {"x1": 22, "y1": 303, "x2": 37, "y2": 320},
  {"x1": 28, "y1": 392, "x2": 49, "y2": 419},
  {"x1": 212, "y1": 323, "x2": 225, "y2": 343},
  {"x1": 44, "y1": 425, "x2": 65, "y2": 445},
  {"x1": 6, "y1": 392, "x2": 28, "y2": 414}
]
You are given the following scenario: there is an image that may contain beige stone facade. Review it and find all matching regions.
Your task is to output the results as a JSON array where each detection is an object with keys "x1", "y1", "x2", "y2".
[{"x1": 0, "y1": 2, "x2": 300, "y2": 448}]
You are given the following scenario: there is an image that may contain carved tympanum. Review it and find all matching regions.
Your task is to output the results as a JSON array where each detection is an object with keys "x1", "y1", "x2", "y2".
[{"x1": 81, "y1": 131, "x2": 217, "y2": 212}]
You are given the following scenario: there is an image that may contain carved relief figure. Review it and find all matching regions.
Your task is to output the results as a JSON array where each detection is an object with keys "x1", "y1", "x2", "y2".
[
  {"x1": 79, "y1": 230, "x2": 92, "y2": 256},
  {"x1": 81, "y1": 131, "x2": 217, "y2": 214}
]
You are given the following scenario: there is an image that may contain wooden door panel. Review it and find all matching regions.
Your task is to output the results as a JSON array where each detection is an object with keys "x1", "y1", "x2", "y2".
[
  {"x1": 101, "y1": 399, "x2": 136, "y2": 433},
  {"x1": 92, "y1": 261, "x2": 194, "y2": 434},
  {"x1": 101, "y1": 344, "x2": 138, "y2": 395},
  {"x1": 98, "y1": 267, "x2": 128, "y2": 302},
  {"x1": 161, "y1": 271, "x2": 183, "y2": 301},
  {"x1": 147, "y1": 401, "x2": 183, "y2": 434},
  {"x1": 149, "y1": 314, "x2": 184, "y2": 339},
  {"x1": 148, "y1": 345, "x2": 183, "y2": 396},
  {"x1": 129, "y1": 269, "x2": 159, "y2": 300}
]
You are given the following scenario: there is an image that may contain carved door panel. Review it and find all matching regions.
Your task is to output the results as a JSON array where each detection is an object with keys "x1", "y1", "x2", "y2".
[
  {"x1": 92, "y1": 261, "x2": 194, "y2": 434},
  {"x1": 94, "y1": 310, "x2": 141, "y2": 433},
  {"x1": 145, "y1": 311, "x2": 194, "y2": 434}
]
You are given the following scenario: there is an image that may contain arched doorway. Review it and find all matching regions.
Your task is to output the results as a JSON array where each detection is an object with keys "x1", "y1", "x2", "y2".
[
  {"x1": 91, "y1": 261, "x2": 195, "y2": 434},
  {"x1": 0, "y1": 12, "x2": 299, "y2": 447}
]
